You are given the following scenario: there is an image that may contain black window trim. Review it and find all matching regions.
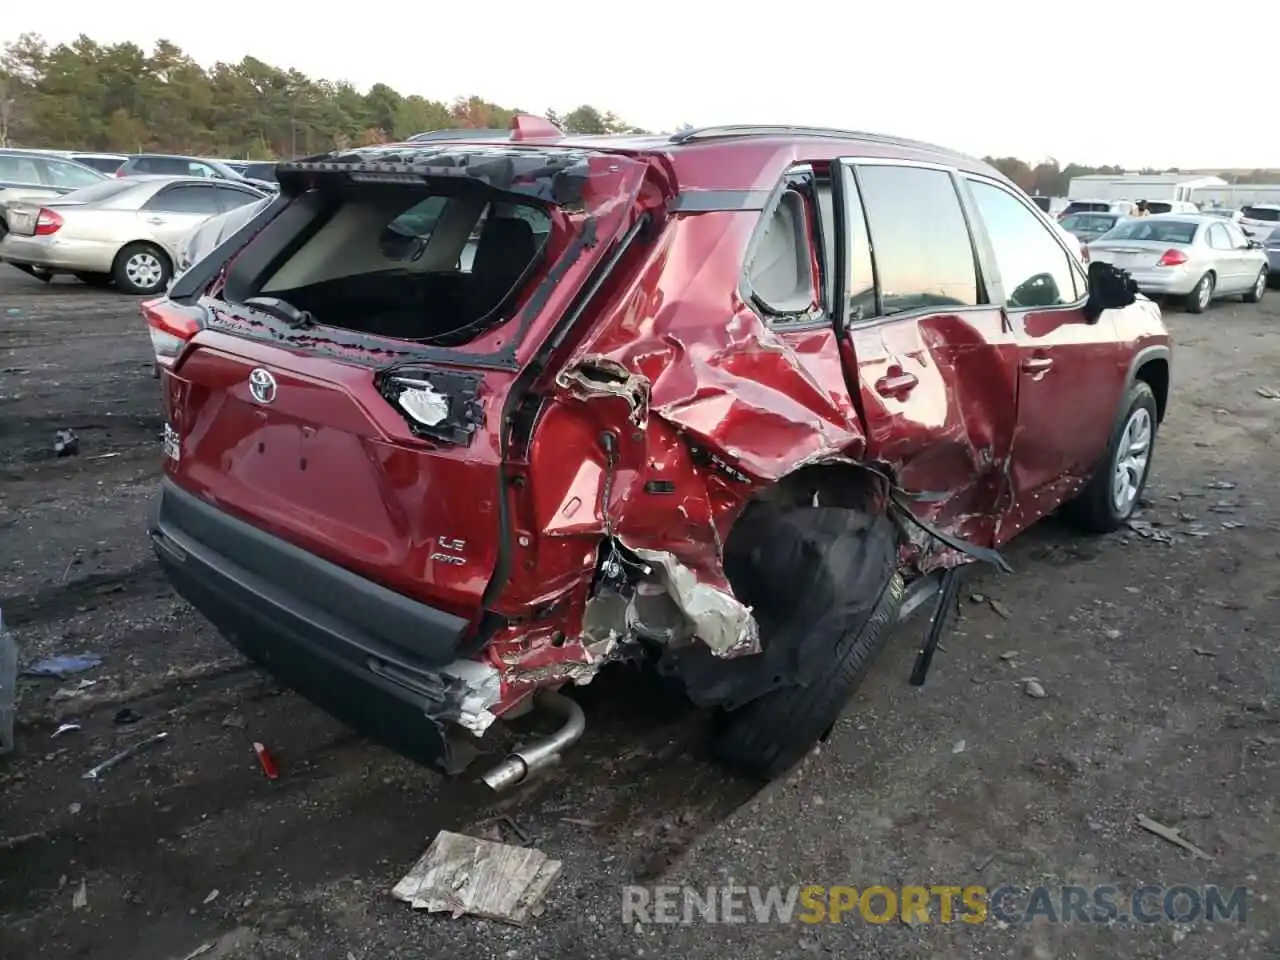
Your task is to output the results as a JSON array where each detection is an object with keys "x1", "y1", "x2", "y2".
[
  {"x1": 834, "y1": 156, "x2": 994, "y2": 331},
  {"x1": 959, "y1": 172, "x2": 1090, "y2": 313}
]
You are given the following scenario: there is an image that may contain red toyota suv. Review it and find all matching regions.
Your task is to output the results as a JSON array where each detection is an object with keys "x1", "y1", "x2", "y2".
[{"x1": 145, "y1": 117, "x2": 1170, "y2": 786}]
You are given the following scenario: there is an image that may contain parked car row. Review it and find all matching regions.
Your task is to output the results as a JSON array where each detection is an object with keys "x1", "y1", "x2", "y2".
[{"x1": 0, "y1": 169, "x2": 268, "y2": 294}]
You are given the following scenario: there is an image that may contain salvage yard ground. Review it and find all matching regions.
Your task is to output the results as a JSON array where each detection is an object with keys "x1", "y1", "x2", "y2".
[{"x1": 1, "y1": 271, "x2": 1277, "y2": 960}]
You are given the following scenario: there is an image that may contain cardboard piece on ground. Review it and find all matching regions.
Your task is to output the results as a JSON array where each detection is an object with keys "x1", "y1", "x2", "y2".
[{"x1": 392, "y1": 830, "x2": 561, "y2": 924}]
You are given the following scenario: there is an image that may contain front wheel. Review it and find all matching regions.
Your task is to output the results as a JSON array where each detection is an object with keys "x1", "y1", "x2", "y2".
[
  {"x1": 112, "y1": 243, "x2": 171, "y2": 295},
  {"x1": 1062, "y1": 380, "x2": 1159, "y2": 533},
  {"x1": 1184, "y1": 272, "x2": 1214, "y2": 314},
  {"x1": 1244, "y1": 268, "x2": 1267, "y2": 304}
]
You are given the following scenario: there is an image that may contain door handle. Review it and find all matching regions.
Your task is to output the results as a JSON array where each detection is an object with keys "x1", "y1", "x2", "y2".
[
  {"x1": 1022, "y1": 355, "x2": 1054, "y2": 374},
  {"x1": 146, "y1": 216, "x2": 166, "y2": 225},
  {"x1": 874, "y1": 370, "x2": 919, "y2": 399}
]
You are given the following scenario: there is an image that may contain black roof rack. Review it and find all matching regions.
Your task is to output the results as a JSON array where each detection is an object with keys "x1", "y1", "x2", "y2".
[{"x1": 667, "y1": 124, "x2": 955, "y2": 155}]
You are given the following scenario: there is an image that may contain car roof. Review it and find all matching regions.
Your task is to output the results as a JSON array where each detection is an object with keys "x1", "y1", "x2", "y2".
[{"x1": 362, "y1": 124, "x2": 1007, "y2": 193}]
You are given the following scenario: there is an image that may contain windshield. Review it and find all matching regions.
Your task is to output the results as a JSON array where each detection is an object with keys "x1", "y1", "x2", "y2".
[
  {"x1": 1100, "y1": 219, "x2": 1199, "y2": 244},
  {"x1": 56, "y1": 180, "x2": 137, "y2": 204},
  {"x1": 1241, "y1": 206, "x2": 1280, "y2": 222}
]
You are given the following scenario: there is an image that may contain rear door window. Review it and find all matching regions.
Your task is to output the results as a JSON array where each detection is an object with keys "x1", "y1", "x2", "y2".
[
  {"x1": 0, "y1": 155, "x2": 43, "y2": 184},
  {"x1": 968, "y1": 178, "x2": 1083, "y2": 306},
  {"x1": 1207, "y1": 224, "x2": 1232, "y2": 250},
  {"x1": 144, "y1": 184, "x2": 223, "y2": 215},
  {"x1": 39, "y1": 158, "x2": 104, "y2": 190},
  {"x1": 853, "y1": 164, "x2": 979, "y2": 314},
  {"x1": 214, "y1": 184, "x2": 264, "y2": 213},
  {"x1": 743, "y1": 180, "x2": 821, "y2": 318}
]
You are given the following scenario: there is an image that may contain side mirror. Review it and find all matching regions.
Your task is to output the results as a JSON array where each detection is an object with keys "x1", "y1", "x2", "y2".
[
  {"x1": 1083, "y1": 260, "x2": 1138, "y2": 322},
  {"x1": 1247, "y1": 239, "x2": 1262, "y2": 250}
]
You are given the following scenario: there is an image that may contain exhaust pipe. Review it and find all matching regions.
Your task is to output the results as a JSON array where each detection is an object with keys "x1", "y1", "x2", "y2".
[{"x1": 480, "y1": 690, "x2": 585, "y2": 792}]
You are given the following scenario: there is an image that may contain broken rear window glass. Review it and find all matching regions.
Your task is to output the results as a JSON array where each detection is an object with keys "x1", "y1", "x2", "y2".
[
  {"x1": 240, "y1": 188, "x2": 552, "y2": 343},
  {"x1": 1241, "y1": 206, "x2": 1280, "y2": 222}
]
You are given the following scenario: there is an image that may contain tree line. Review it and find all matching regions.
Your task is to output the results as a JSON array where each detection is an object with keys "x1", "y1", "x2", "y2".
[
  {"x1": 1, "y1": 33, "x2": 1275, "y2": 187},
  {"x1": 0, "y1": 34, "x2": 654, "y2": 159}
]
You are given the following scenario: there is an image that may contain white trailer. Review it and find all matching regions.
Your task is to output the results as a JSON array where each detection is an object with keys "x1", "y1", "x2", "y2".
[{"x1": 1067, "y1": 173, "x2": 1227, "y2": 204}]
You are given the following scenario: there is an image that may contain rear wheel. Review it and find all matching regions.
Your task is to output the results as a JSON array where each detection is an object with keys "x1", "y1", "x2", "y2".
[
  {"x1": 710, "y1": 507, "x2": 905, "y2": 781},
  {"x1": 112, "y1": 242, "x2": 171, "y2": 295},
  {"x1": 1184, "y1": 272, "x2": 1214, "y2": 313},
  {"x1": 1243, "y1": 268, "x2": 1267, "y2": 304},
  {"x1": 74, "y1": 272, "x2": 113, "y2": 288},
  {"x1": 1062, "y1": 380, "x2": 1158, "y2": 533}
]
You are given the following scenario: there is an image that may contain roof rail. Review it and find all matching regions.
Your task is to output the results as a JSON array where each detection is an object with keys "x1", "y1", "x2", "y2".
[
  {"x1": 667, "y1": 124, "x2": 952, "y2": 154},
  {"x1": 406, "y1": 128, "x2": 511, "y2": 143}
]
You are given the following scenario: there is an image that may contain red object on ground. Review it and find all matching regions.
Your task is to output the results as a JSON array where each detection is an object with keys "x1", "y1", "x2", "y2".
[{"x1": 253, "y1": 741, "x2": 279, "y2": 779}]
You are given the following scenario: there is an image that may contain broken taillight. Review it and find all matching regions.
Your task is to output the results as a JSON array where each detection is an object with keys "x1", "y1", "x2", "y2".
[
  {"x1": 142, "y1": 298, "x2": 201, "y2": 368},
  {"x1": 34, "y1": 208, "x2": 63, "y2": 236},
  {"x1": 1156, "y1": 249, "x2": 1188, "y2": 267}
]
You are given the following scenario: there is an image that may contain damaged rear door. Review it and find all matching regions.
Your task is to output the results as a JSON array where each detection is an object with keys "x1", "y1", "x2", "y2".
[{"x1": 834, "y1": 159, "x2": 1019, "y2": 551}]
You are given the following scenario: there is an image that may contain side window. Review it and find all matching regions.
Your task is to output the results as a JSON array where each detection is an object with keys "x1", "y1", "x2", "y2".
[
  {"x1": 188, "y1": 162, "x2": 217, "y2": 178},
  {"x1": 743, "y1": 182, "x2": 820, "y2": 319},
  {"x1": 41, "y1": 159, "x2": 103, "y2": 189},
  {"x1": 215, "y1": 185, "x2": 262, "y2": 212},
  {"x1": 1207, "y1": 224, "x2": 1231, "y2": 250},
  {"x1": 0, "y1": 155, "x2": 42, "y2": 184},
  {"x1": 855, "y1": 164, "x2": 978, "y2": 314},
  {"x1": 381, "y1": 196, "x2": 451, "y2": 262},
  {"x1": 144, "y1": 185, "x2": 222, "y2": 215},
  {"x1": 967, "y1": 178, "x2": 1079, "y2": 309}
]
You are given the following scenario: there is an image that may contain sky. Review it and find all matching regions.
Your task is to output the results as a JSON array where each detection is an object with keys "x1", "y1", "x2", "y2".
[{"x1": 7, "y1": 0, "x2": 1277, "y2": 170}]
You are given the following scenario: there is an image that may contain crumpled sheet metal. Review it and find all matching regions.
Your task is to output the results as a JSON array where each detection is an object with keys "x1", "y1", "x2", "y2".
[{"x1": 626, "y1": 544, "x2": 760, "y2": 657}]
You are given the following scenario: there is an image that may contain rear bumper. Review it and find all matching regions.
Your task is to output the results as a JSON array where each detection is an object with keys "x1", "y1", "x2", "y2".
[
  {"x1": 150, "y1": 479, "x2": 501, "y2": 772},
  {"x1": 0, "y1": 234, "x2": 117, "y2": 274},
  {"x1": 1124, "y1": 265, "x2": 1198, "y2": 297}
]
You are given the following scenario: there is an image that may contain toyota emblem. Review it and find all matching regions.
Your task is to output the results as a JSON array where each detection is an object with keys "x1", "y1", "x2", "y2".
[{"x1": 248, "y1": 368, "x2": 277, "y2": 405}]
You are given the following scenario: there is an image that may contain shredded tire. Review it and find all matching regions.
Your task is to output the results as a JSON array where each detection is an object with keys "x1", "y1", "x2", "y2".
[{"x1": 710, "y1": 505, "x2": 905, "y2": 781}]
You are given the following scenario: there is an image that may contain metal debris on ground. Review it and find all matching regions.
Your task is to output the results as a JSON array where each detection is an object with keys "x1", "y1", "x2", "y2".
[
  {"x1": 392, "y1": 830, "x2": 562, "y2": 924},
  {"x1": 999, "y1": 651, "x2": 1019, "y2": 661},
  {"x1": 52, "y1": 722, "x2": 82, "y2": 738},
  {"x1": 1208, "y1": 503, "x2": 1238, "y2": 514},
  {"x1": 203, "y1": 889, "x2": 220, "y2": 904},
  {"x1": 72, "y1": 878, "x2": 88, "y2": 910},
  {"x1": 53, "y1": 429, "x2": 80, "y2": 457},
  {"x1": 1222, "y1": 520, "x2": 1245, "y2": 530},
  {"x1": 1125, "y1": 519, "x2": 1174, "y2": 544},
  {"x1": 1023, "y1": 679, "x2": 1048, "y2": 699},
  {"x1": 1192, "y1": 647, "x2": 1216, "y2": 657},
  {"x1": 253, "y1": 741, "x2": 279, "y2": 779},
  {"x1": 1205, "y1": 481, "x2": 1237, "y2": 490},
  {"x1": 22, "y1": 654, "x2": 103, "y2": 678},
  {"x1": 1256, "y1": 387, "x2": 1279, "y2": 400},
  {"x1": 952, "y1": 739, "x2": 967, "y2": 754},
  {"x1": 81, "y1": 731, "x2": 169, "y2": 780},
  {"x1": 988, "y1": 599, "x2": 1011, "y2": 619},
  {"x1": 1135, "y1": 814, "x2": 1213, "y2": 861}
]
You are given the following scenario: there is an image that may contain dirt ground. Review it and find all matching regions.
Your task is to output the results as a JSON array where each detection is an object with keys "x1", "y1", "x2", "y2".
[{"x1": 1, "y1": 269, "x2": 1277, "y2": 960}]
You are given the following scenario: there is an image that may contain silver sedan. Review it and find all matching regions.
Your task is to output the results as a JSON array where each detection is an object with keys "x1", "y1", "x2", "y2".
[
  {"x1": 0, "y1": 176, "x2": 266, "y2": 294},
  {"x1": 1087, "y1": 213, "x2": 1269, "y2": 314}
]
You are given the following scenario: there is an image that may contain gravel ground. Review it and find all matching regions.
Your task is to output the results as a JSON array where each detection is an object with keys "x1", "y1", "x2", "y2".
[{"x1": 0, "y1": 270, "x2": 1277, "y2": 960}]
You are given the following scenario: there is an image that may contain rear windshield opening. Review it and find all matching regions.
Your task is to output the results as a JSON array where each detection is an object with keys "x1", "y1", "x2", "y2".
[
  {"x1": 230, "y1": 184, "x2": 553, "y2": 345},
  {"x1": 1104, "y1": 220, "x2": 1198, "y2": 244}
]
